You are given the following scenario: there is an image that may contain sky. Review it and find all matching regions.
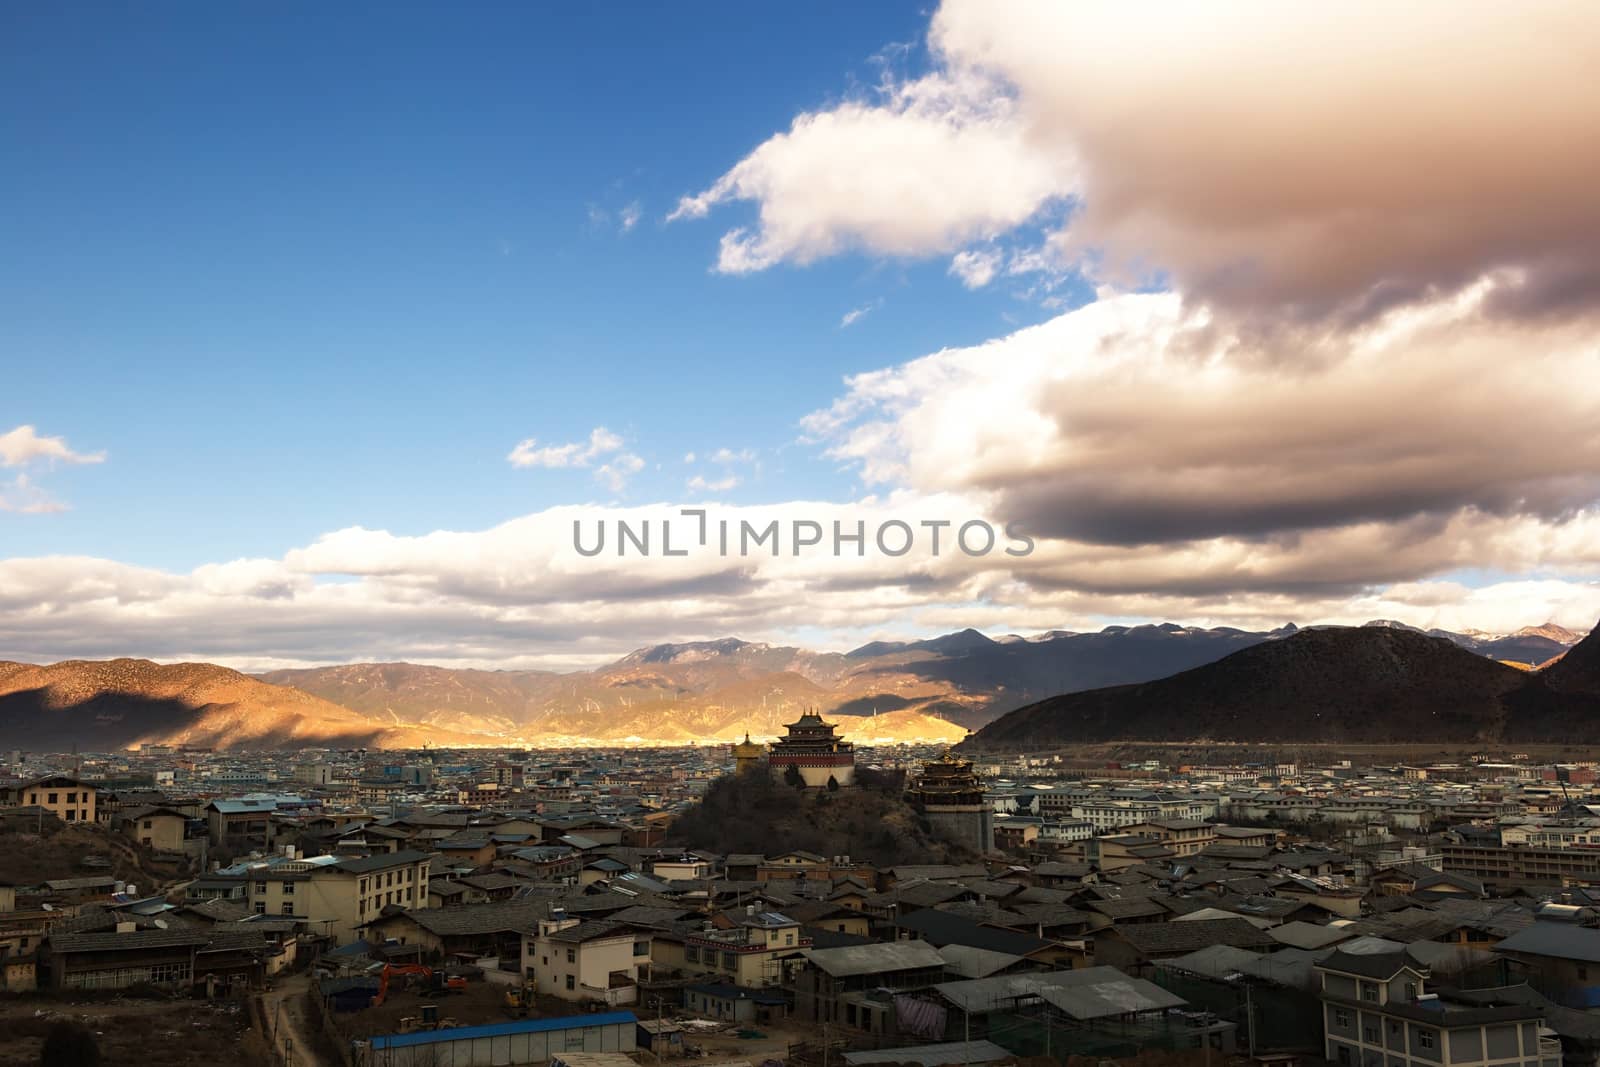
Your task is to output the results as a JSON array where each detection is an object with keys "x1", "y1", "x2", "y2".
[{"x1": 3, "y1": 1, "x2": 1600, "y2": 671}]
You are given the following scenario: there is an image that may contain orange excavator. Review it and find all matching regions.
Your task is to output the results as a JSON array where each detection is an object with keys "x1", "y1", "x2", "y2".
[{"x1": 371, "y1": 963, "x2": 467, "y2": 1007}]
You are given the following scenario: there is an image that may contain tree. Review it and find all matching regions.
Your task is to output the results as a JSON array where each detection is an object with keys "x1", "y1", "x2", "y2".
[
  {"x1": 40, "y1": 1021, "x2": 100, "y2": 1067},
  {"x1": 827, "y1": 775, "x2": 839, "y2": 792},
  {"x1": 783, "y1": 763, "x2": 804, "y2": 789}
]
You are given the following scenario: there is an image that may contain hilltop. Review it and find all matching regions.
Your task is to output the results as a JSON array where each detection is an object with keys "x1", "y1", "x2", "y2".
[
  {"x1": 666, "y1": 768, "x2": 969, "y2": 866},
  {"x1": 0, "y1": 658, "x2": 491, "y2": 751},
  {"x1": 968, "y1": 621, "x2": 1600, "y2": 749}
]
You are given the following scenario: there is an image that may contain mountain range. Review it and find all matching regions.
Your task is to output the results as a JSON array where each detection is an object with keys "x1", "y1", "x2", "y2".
[
  {"x1": 968, "y1": 620, "x2": 1600, "y2": 749},
  {"x1": 0, "y1": 620, "x2": 1587, "y2": 751}
]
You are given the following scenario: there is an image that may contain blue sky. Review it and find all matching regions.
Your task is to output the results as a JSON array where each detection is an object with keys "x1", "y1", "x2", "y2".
[
  {"x1": 1, "y1": 2, "x2": 1066, "y2": 570},
  {"x1": 3, "y1": 3, "x2": 1596, "y2": 669}
]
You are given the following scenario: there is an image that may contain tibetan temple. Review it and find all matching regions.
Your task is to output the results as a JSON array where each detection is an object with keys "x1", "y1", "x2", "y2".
[
  {"x1": 767, "y1": 711, "x2": 856, "y2": 788},
  {"x1": 906, "y1": 749, "x2": 992, "y2": 854}
]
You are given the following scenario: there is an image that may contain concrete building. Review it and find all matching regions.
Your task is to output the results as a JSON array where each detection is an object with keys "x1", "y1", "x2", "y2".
[
  {"x1": 245, "y1": 849, "x2": 434, "y2": 944},
  {"x1": 1317, "y1": 949, "x2": 1559, "y2": 1067},
  {"x1": 522, "y1": 916, "x2": 650, "y2": 1006},
  {"x1": 0, "y1": 775, "x2": 96, "y2": 824},
  {"x1": 123, "y1": 805, "x2": 189, "y2": 853}
]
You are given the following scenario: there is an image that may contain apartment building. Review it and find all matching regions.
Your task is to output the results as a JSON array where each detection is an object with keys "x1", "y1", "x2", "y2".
[
  {"x1": 244, "y1": 848, "x2": 434, "y2": 944},
  {"x1": 1317, "y1": 950, "x2": 1558, "y2": 1067},
  {"x1": 1443, "y1": 843, "x2": 1600, "y2": 886},
  {"x1": 1122, "y1": 819, "x2": 1217, "y2": 856},
  {"x1": 0, "y1": 775, "x2": 97, "y2": 824}
]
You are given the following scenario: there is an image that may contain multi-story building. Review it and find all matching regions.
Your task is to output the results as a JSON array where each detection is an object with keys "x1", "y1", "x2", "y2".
[
  {"x1": 244, "y1": 848, "x2": 434, "y2": 945},
  {"x1": 522, "y1": 915, "x2": 650, "y2": 1006},
  {"x1": 1443, "y1": 843, "x2": 1600, "y2": 886},
  {"x1": 1316, "y1": 949, "x2": 1558, "y2": 1067},
  {"x1": 1122, "y1": 819, "x2": 1217, "y2": 856},
  {"x1": 680, "y1": 910, "x2": 806, "y2": 988},
  {"x1": 0, "y1": 775, "x2": 97, "y2": 824}
]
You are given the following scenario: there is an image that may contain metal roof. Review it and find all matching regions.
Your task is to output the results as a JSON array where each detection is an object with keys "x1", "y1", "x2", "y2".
[
  {"x1": 367, "y1": 1011, "x2": 637, "y2": 1050},
  {"x1": 1496, "y1": 922, "x2": 1600, "y2": 964},
  {"x1": 935, "y1": 967, "x2": 1172, "y2": 1015},
  {"x1": 801, "y1": 939, "x2": 944, "y2": 977},
  {"x1": 1037, "y1": 967, "x2": 1189, "y2": 1020}
]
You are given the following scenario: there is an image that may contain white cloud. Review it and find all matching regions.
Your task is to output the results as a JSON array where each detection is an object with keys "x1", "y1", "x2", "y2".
[
  {"x1": 709, "y1": 448, "x2": 756, "y2": 465},
  {"x1": 676, "y1": 2, "x2": 1600, "y2": 324},
  {"x1": 2, "y1": 494, "x2": 1599, "y2": 671},
  {"x1": 840, "y1": 301, "x2": 881, "y2": 328},
  {"x1": 0, "y1": 474, "x2": 67, "y2": 515},
  {"x1": 687, "y1": 473, "x2": 741, "y2": 493},
  {"x1": 507, "y1": 427, "x2": 626, "y2": 470},
  {"x1": 508, "y1": 428, "x2": 642, "y2": 492},
  {"x1": 594, "y1": 453, "x2": 644, "y2": 492},
  {"x1": 0, "y1": 425, "x2": 105, "y2": 467},
  {"x1": 670, "y1": 67, "x2": 1074, "y2": 273},
  {"x1": 948, "y1": 248, "x2": 1001, "y2": 289},
  {"x1": 619, "y1": 201, "x2": 642, "y2": 233},
  {"x1": 807, "y1": 278, "x2": 1600, "y2": 552}
]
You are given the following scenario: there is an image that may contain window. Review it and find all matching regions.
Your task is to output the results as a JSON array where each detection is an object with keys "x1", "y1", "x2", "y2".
[
  {"x1": 254, "y1": 902, "x2": 266, "y2": 915},
  {"x1": 282, "y1": 881, "x2": 294, "y2": 895},
  {"x1": 281, "y1": 903, "x2": 294, "y2": 915},
  {"x1": 65, "y1": 810, "x2": 76, "y2": 821},
  {"x1": 1363, "y1": 1024, "x2": 1378, "y2": 1042},
  {"x1": 255, "y1": 881, "x2": 267, "y2": 894},
  {"x1": 360, "y1": 878, "x2": 368, "y2": 893},
  {"x1": 1417, "y1": 1030, "x2": 1435, "y2": 1050},
  {"x1": 565, "y1": 975, "x2": 575, "y2": 990},
  {"x1": 1581, "y1": 965, "x2": 1591, "y2": 981},
  {"x1": 1360, "y1": 981, "x2": 1378, "y2": 1002},
  {"x1": 143, "y1": 820, "x2": 153, "y2": 829},
  {"x1": 47, "y1": 793, "x2": 58, "y2": 804},
  {"x1": 686, "y1": 946, "x2": 699, "y2": 962},
  {"x1": 67, "y1": 792, "x2": 77, "y2": 803},
  {"x1": 1334, "y1": 1008, "x2": 1350, "y2": 1027},
  {"x1": 1336, "y1": 1048, "x2": 1351, "y2": 1066},
  {"x1": 634, "y1": 941, "x2": 649, "y2": 956}
]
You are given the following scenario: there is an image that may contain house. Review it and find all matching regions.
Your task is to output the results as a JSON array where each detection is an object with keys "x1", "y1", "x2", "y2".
[
  {"x1": 0, "y1": 775, "x2": 96, "y2": 824},
  {"x1": 794, "y1": 940, "x2": 946, "y2": 1035},
  {"x1": 39, "y1": 925, "x2": 210, "y2": 990},
  {"x1": 1316, "y1": 949, "x2": 1559, "y2": 1067},
  {"x1": 682, "y1": 982, "x2": 789, "y2": 1025},
  {"x1": 679, "y1": 909, "x2": 808, "y2": 988},
  {"x1": 365, "y1": 900, "x2": 553, "y2": 962},
  {"x1": 1093, "y1": 917, "x2": 1277, "y2": 975},
  {"x1": 123, "y1": 806, "x2": 190, "y2": 853},
  {"x1": 522, "y1": 916, "x2": 651, "y2": 1006},
  {"x1": 892, "y1": 909, "x2": 1073, "y2": 968},
  {"x1": 206, "y1": 798, "x2": 281, "y2": 846},
  {"x1": 1495, "y1": 924, "x2": 1600, "y2": 1008}
]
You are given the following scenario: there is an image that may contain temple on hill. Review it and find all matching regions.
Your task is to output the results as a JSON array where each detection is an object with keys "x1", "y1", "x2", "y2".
[
  {"x1": 906, "y1": 749, "x2": 992, "y2": 854},
  {"x1": 731, "y1": 732, "x2": 765, "y2": 775},
  {"x1": 768, "y1": 710, "x2": 855, "y2": 788}
]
